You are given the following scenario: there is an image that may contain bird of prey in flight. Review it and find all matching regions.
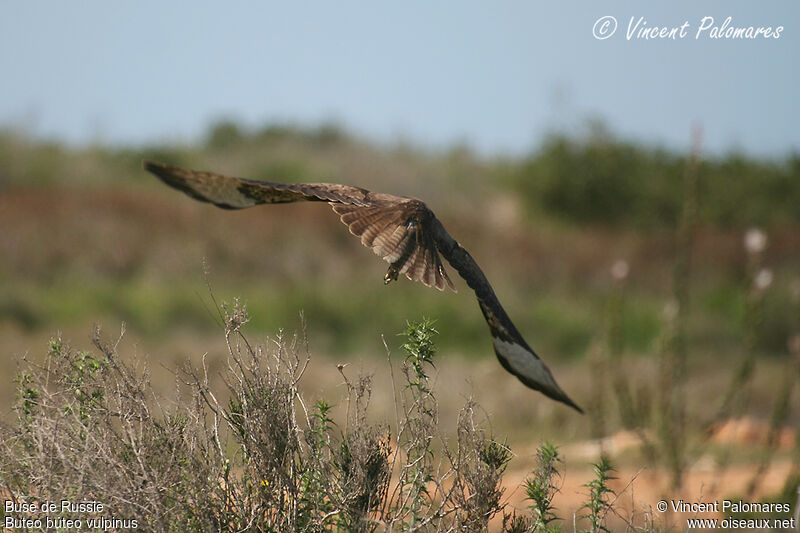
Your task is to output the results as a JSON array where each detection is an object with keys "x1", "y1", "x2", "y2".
[{"x1": 144, "y1": 161, "x2": 582, "y2": 412}]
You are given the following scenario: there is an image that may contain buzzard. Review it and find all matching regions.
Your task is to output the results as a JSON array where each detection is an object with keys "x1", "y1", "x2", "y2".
[{"x1": 144, "y1": 161, "x2": 582, "y2": 412}]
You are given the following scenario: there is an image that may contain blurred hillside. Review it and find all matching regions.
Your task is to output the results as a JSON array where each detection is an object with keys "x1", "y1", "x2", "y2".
[{"x1": 1, "y1": 120, "x2": 798, "y2": 363}]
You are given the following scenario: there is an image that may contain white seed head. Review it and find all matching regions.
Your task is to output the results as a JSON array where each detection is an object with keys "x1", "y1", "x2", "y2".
[
  {"x1": 753, "y1": 268, "x2": 773, "y2": 291},
  {"x1": 744, "y1": 227, "x2": 767, "y2": 254},
  {"x1": 610, "y1": 260, "x2": 630, "y2": 281}
]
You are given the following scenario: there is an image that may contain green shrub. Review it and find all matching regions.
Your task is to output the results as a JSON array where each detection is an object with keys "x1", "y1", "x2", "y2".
[{"x1": 510, "y1": 123, "x2": 800, "y2": 228}]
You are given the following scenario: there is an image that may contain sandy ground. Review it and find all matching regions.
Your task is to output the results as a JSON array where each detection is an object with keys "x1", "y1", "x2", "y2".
[{"x1": 498, "y1": 426, "x2": 798, "y2": 532}]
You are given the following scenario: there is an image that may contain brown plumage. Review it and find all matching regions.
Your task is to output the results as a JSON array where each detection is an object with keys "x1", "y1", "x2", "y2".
[{"x1": 144, "y1": 160, "x2": 582, "y2": 412}]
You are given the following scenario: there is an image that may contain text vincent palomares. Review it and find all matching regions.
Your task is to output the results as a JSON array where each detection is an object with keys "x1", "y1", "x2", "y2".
[
  {"x1": 668, "y1": 499, "x2": 791, "y2": 514},
  {"x1": 628, "y1": 15, "x2": 783, "y2": 40}
]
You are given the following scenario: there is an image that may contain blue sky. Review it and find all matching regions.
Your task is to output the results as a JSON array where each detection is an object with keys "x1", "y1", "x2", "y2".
[{"x1": 1, "y1": 2, "x2": 797, "y2": 157}]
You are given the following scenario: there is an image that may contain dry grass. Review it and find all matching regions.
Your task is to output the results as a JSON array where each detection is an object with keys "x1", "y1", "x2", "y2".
[
  {"x1": 3, "y1": 304, "x2": 798, "y2": 532},
  {"x1": 2, "y1": 305, "x2": 576, "y2": 532}
]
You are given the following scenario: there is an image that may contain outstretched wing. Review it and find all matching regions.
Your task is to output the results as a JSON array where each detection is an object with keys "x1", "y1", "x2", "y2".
[
  {"x1": 144, "y1": 160, "x2": 581, "y2": 412},
  {"x1": 144, "y1": 160, "x2": 374, "y2": 208},
  {"x1": 430, "y1": 218, "x2": 584, "y2": 412},
  {"x1": 144, "y1": 161, "x2": 454, "y2": 290}
]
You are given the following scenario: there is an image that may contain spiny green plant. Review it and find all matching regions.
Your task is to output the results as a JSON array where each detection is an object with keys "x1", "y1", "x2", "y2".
[
  {"x1": 579, "y1": 456, "x2": 616, "y2": 533},
  {"x1": 524, "y1": 442, "x2": 563, "y2": 533},
  {"x1": 400, "y1": 317, "x2": 438, "y2": 392},
  {"x1": 391, "y1": 318, "x2": 439, "y2": 528}
]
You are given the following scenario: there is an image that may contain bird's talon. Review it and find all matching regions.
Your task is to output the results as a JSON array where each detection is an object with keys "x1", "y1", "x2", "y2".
[{"x1": 384, "y1": 266, "x2": 399, "y2": 285}]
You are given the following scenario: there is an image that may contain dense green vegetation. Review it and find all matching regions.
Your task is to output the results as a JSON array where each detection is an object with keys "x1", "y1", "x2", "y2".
[{"x1": 511, "y1": 123, "x2": 800, "y2": 228}]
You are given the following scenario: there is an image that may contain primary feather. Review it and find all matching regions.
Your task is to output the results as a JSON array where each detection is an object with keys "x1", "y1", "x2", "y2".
[{"x1": 144, "y1": 160, "x2": 582, "y2": 412}]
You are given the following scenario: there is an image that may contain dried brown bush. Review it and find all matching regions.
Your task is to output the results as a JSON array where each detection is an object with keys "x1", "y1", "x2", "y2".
[{"x1": 0, "y1": 303, "x2": 531, "y2": 532}]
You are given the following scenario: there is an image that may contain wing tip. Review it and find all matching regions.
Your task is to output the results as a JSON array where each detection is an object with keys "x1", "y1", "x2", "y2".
[
  {"x1": 142, "y1": 160, "x2": 175, "y2": 182},
  {"x1": 142, "y1": 159, "x2": 168, "y2": 174},
  {"x1": 536, "y1": 379, "x2": 583, "y2": 413},
  {"x1": 543, "y1": 379, "x2": 584, "y2": 414},
  {"x1": 560, "y1": 394, "x2": 584, "y2": 414},
  {"x1": 142, "y1": 160, "x2": 189, "y2": 191},
  {"x1": 536, "y1": 383, "x2": 583, "y2": 413}
]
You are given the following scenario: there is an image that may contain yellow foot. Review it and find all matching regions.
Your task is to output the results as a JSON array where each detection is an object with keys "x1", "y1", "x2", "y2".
[{"x1": 384, "y1": 265, "x2": 399, "y2": 285}]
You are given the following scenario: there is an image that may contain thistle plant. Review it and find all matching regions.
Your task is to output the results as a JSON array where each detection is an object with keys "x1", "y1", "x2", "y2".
[
  {"x1": 524, "y1": 442, "x2": 562, "y2": 533},
  {"x1": 579, "y1": 456, "x2": 616, "y2": 533}
]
